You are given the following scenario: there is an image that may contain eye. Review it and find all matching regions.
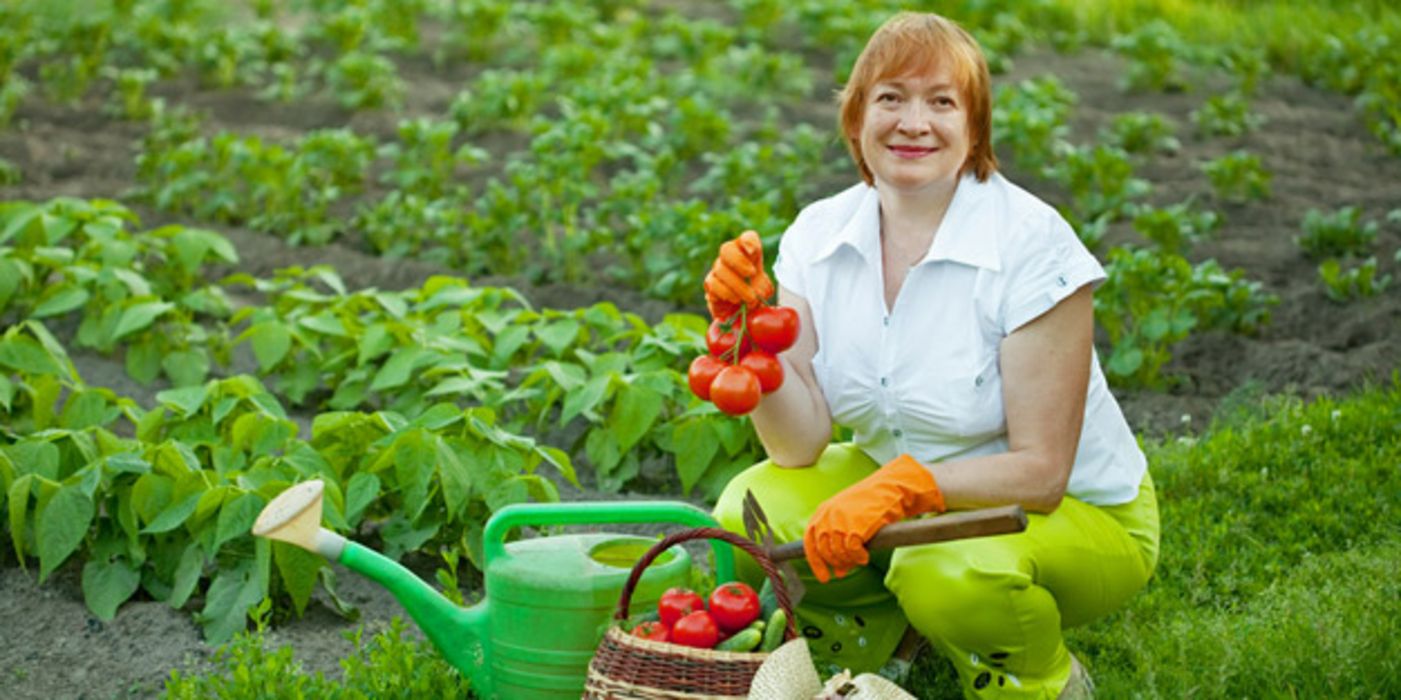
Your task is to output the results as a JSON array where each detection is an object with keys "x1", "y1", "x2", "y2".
[
  {"x1": 932, "y1": 95, "x2": 956, "y2": 107},
  {"x1": 875, "y1": 90, "x2": 901, "y2": 104}
]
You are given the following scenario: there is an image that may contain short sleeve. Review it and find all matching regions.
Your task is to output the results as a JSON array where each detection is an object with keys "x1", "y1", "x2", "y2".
[
  {"x1": 1001, "y1": 213, "x2": 1106, "y2": 335},
  {"x1": 771, "y1": 220, "x2": 808, "y2": 298}
]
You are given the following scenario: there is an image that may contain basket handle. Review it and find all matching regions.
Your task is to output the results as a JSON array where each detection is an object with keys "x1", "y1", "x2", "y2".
[{"x1": 614, "y1": 527, "x2": 799, "y2": 645}]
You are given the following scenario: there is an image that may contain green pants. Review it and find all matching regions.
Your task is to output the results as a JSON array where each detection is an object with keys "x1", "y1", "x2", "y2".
[{"x1": 713, "y1": 444, "x2": 1159, "y2": 698}]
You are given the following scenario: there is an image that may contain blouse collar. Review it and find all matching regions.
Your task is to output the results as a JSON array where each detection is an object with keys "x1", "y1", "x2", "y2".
[{"x1": 815, "y1": 172, "x2": 1003, "y2": 273}]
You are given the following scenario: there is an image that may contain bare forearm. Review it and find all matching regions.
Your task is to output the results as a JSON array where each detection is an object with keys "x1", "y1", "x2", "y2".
[
  {"x1": 927, "y1": 450, "x2": 1070, "y2": 514},
  {"x1": 750, "y1": 357, "x2": 832, "y2": 467}
]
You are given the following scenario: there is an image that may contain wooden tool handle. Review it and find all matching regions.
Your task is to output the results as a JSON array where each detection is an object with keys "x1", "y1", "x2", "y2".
[{"x1": 767, "y1": 504, "x2": 1028, "y2": 563}]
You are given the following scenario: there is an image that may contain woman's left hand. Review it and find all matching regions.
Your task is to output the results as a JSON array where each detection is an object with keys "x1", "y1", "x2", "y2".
[{"x1": 803, "y1": 455, "x2": 945, "y2": 583}]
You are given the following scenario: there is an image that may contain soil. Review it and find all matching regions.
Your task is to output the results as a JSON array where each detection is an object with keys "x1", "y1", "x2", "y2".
[{"x1": 1, "y1": 30, "x2": 1399, "y2": 700}]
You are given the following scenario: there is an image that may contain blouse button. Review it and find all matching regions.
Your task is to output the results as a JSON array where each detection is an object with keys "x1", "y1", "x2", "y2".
[
  {"x1": 1057, "y1": 274, "x2": 1068, "y2": 287},
  {"x1": 974, "y1": 375, "x2": 984, "y2": 387},
  {"x1": 880, "y1": 376, "x2": 888, "y2": 387},
  {"x1": 883, "y1": 317, "x2": 890, "y2": 327}
]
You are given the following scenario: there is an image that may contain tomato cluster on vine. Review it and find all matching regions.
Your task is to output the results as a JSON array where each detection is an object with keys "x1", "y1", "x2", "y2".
[{"x1": 688, "y1": 304, "x2": 799, "y2": 416}]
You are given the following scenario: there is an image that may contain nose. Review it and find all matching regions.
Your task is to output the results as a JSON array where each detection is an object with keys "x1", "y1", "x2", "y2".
[{"x1": 896, "y1": 101, "x2": 932, "y2": 135}]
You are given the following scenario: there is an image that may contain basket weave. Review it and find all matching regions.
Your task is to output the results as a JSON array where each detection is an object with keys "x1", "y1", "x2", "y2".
[{"x1": 584, "y1": 527, "x2": 800, "y2": 700}]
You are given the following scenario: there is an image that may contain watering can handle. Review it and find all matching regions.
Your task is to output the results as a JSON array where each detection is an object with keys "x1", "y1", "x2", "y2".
[
  {"x1": 765, "y1": 504, "x2": 1028, "y2": 562},
  {"x1": 482, "y1": 501, "x2": 737, "y2": 583}
]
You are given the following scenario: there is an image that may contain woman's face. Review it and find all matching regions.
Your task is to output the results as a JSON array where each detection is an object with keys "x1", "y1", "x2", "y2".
[{"x1": 858, "y1": 64, "x2": 971, "y2": 194}]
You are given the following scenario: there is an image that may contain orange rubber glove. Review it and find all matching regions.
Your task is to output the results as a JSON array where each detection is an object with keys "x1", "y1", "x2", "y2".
[
  {"x1": 803, "y1": 454, "x2": 946, "y2": 584},
  {"x1": 704, "y1": 230, "x2": 775, "y2": 319}
]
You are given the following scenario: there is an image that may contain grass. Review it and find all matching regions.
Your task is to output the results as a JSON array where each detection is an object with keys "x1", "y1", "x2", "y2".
[
  {"x1": 906, "y1": 377, "x2": 1401, "y2": 697},
  {"x1": 1042, "y1": 0, "x2": 1401, "y2": 70}
]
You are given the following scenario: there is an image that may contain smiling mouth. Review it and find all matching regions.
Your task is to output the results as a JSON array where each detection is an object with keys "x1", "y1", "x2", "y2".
[{"x1": 888, "y1": 145, "x2": 937, "y2": 158}]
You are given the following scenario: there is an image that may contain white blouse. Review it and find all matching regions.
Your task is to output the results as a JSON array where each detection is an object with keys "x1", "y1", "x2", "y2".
[{"x1": 772, "y1": 172, "x2": 1146, "y2": 506}]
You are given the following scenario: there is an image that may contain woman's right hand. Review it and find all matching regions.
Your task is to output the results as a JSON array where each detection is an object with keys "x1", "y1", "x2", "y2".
[{"x1": 704, "y1": 230, "x2": 774, "y2": 319}]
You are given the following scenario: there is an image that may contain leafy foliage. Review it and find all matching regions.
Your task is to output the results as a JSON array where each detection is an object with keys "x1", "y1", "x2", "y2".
[
  {"x1": 1095, "y1": 247, "x2": 1276, "y2": 388},
  {"x1": 162, "y1": 615, "x2": 471, "y2": 699},
  {"x1": 1296, "y1": 206, "x2": 1381, "y2": 259},
  {"x1": 1201, "y1": 150, "x2": 1273, "y2": 202},
  {"x1": 1317, "y1": 257, "x2": 1391, "y2": 302}
]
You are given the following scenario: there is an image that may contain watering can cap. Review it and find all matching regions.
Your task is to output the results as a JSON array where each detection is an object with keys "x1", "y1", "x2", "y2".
[{"x1": 252, "y1": 479, "x2": 324, "y2": 546}]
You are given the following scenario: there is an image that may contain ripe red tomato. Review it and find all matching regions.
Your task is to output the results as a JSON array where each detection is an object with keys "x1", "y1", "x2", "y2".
[
  {"x1": 687, "y1": 354, "x2": 727, "y2": 401},
  {"x1": 708, "y1": 582, "x2": 761, "y2": 632},
  {"x1": 706, "y1": 317, "x2": 750, "y2": 360},
  {"x1": 738, "y1": 350, "x2": 783, "y2": 393},
  {"x1": 630, "y1": 620, "x2": 670, "y2": 642},
  {"x1": 748, "y1": 306, "x2": 799, "y2": 354},
  {"x1": 709, "y1": 365, "x2": 761, "y2": 416},
  {"x1": 671, "y1": 610, "x2": 720, "y2": 649},
  {"x1": 658, "y1": 587, "x2": 705, "y2": 629}
]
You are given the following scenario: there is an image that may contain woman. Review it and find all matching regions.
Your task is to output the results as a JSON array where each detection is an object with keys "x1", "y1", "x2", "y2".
[{"x1": 704, "y1": 12, "x2": 1160, "y2": 699}]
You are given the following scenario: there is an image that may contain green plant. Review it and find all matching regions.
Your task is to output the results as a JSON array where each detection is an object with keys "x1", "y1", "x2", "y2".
[
  {"x1": 1131, "y1": 200, "x2": 1220, "y2": 255},
  {"x1": 0, "y1": 74, "x2": 28, "y2": 129},
  {"x1": 325, "y1": 50, "x2": 403, "y2": 110},
  {"x1": 1296, "y1": 206, "x2": 1380, "y2": 259},
  {"x1": 1047, "y1": 144, "x2": 1151, "y2": 226},
  {"x1": 1318, "y1": 257, "x2": 1391, "y2": 302},
  {"x1": 0, "y1": 198, "x2": 235, "y2": 386},
  {"x1": 1095, "y1": 246, "x2": 1276, "y2": 388},
  {"x1": 1100, "y1": 111, "x2": 1180, "y2": 157},
  {"x1": 106, "y1": 67, "x2": 159, "y2": 120},
  {"x1": 1201, "y1": 150, "x2": 1272, "y2": 202},
  {"x1": 0, "y1": 156, "x2": 18, "y2": 186},
  {"x1": 162, "y1": 617, "x2": 472, "y2": 699},
  {"x1": 1190, "y1": 92, "x2": 1265, "y2": 137},
  {"x1": 1216, "y1": 44, "x2": 1270, "y2": 95},
  {"x1": 992, "y1": 75, "x2": 1077, "y2": 173},
  {"x1": 1110, "y1": 19, "x2": 1191, "y2": 92},
  {"x1": 377, "y1": 118, "x2": 487, "y2": 199}
]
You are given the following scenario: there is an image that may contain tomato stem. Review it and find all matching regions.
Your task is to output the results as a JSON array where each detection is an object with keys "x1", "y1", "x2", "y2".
[{"x1": 725, "y1": 304, "x2": 749, "y2": 365}]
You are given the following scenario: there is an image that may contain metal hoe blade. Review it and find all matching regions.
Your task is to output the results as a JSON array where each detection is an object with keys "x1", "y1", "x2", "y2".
[{"x1": 741, "y1": 489, "x2": 806, "y2": 608}]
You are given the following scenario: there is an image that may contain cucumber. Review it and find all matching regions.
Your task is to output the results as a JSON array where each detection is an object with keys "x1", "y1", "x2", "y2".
[
  {"x1": 716, "y1": 627, "x2": 763, "y2": 652},
  {"x1": 760, "y1": 608, "x2": 787, "y2": 652}
]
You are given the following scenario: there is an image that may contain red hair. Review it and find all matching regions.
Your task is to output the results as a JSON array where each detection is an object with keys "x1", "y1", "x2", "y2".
[{"x1": 838, "y1": 12, "x2": 998, "y2": 185}]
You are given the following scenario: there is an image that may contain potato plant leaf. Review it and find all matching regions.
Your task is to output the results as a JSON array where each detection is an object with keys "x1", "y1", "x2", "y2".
[
  {"x1": 112, "y1": 301, "x2": 175, "y2": 342},
  {"x1": 168, "y1": 542, "x2": 204, "y2": 610},
  {"x1": 436, "y1": 437, "x2": 472, "y2": 520},
  {"x1": 141, "y1": 491, "x2": 202, "y2": 534},
  {"x1": 8, "y1": 474, "x2": 34, "y2": 566},
  {"x1": 82, "y1": 555, "x2": 141, "y2": 621},
  {"x1": 370, "y1": 346, "x2": 425, "y2": 392},
  {"x1": 273, "y1": 540, "x2": 322, "y2": 617},
  {"x1": 214, "y1": 492, "x2": 264, "y2": 553},
  {"x1": 31, "y1": 284, "x2": 89, "y2": 318},
  {"x1": 609, "y1": 381, "x2": 662, "y2": 455},
  {"x1": 561, "y1": 373, "x2": 611, "y2": 425},
  {"x1": 672, "y1": 417, "x2": 719, "y2": 496},
  {"x1": 0, "y1": 335, "x2": 61, "y2": 375},
  {"x1": 198, "y1": 540, "x2": 270, "y2": 643},
  {"x1": 345, "y1": 472, "x2": 379, "y2": 526},
  {"x1": 249, "y1": 321, "x2": 292, "y2": 372},
  {"x1": 37, "y1": 484, "x2": 95, "y2": 581}
]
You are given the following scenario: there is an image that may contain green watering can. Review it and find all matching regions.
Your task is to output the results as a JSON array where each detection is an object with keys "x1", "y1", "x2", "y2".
[{"x1": 251, "y1": 480, "x2": 736, "y2": 699}]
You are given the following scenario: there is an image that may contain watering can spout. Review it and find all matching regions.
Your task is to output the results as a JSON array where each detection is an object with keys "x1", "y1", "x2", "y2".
[{"x1": 252, "y1": 481, "x2": 489, "y2": 693}]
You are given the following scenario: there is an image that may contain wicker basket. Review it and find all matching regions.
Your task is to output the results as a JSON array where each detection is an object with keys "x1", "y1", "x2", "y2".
[{"x1": 584, "y1": 527, "x2": 800, "y2": 700}]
